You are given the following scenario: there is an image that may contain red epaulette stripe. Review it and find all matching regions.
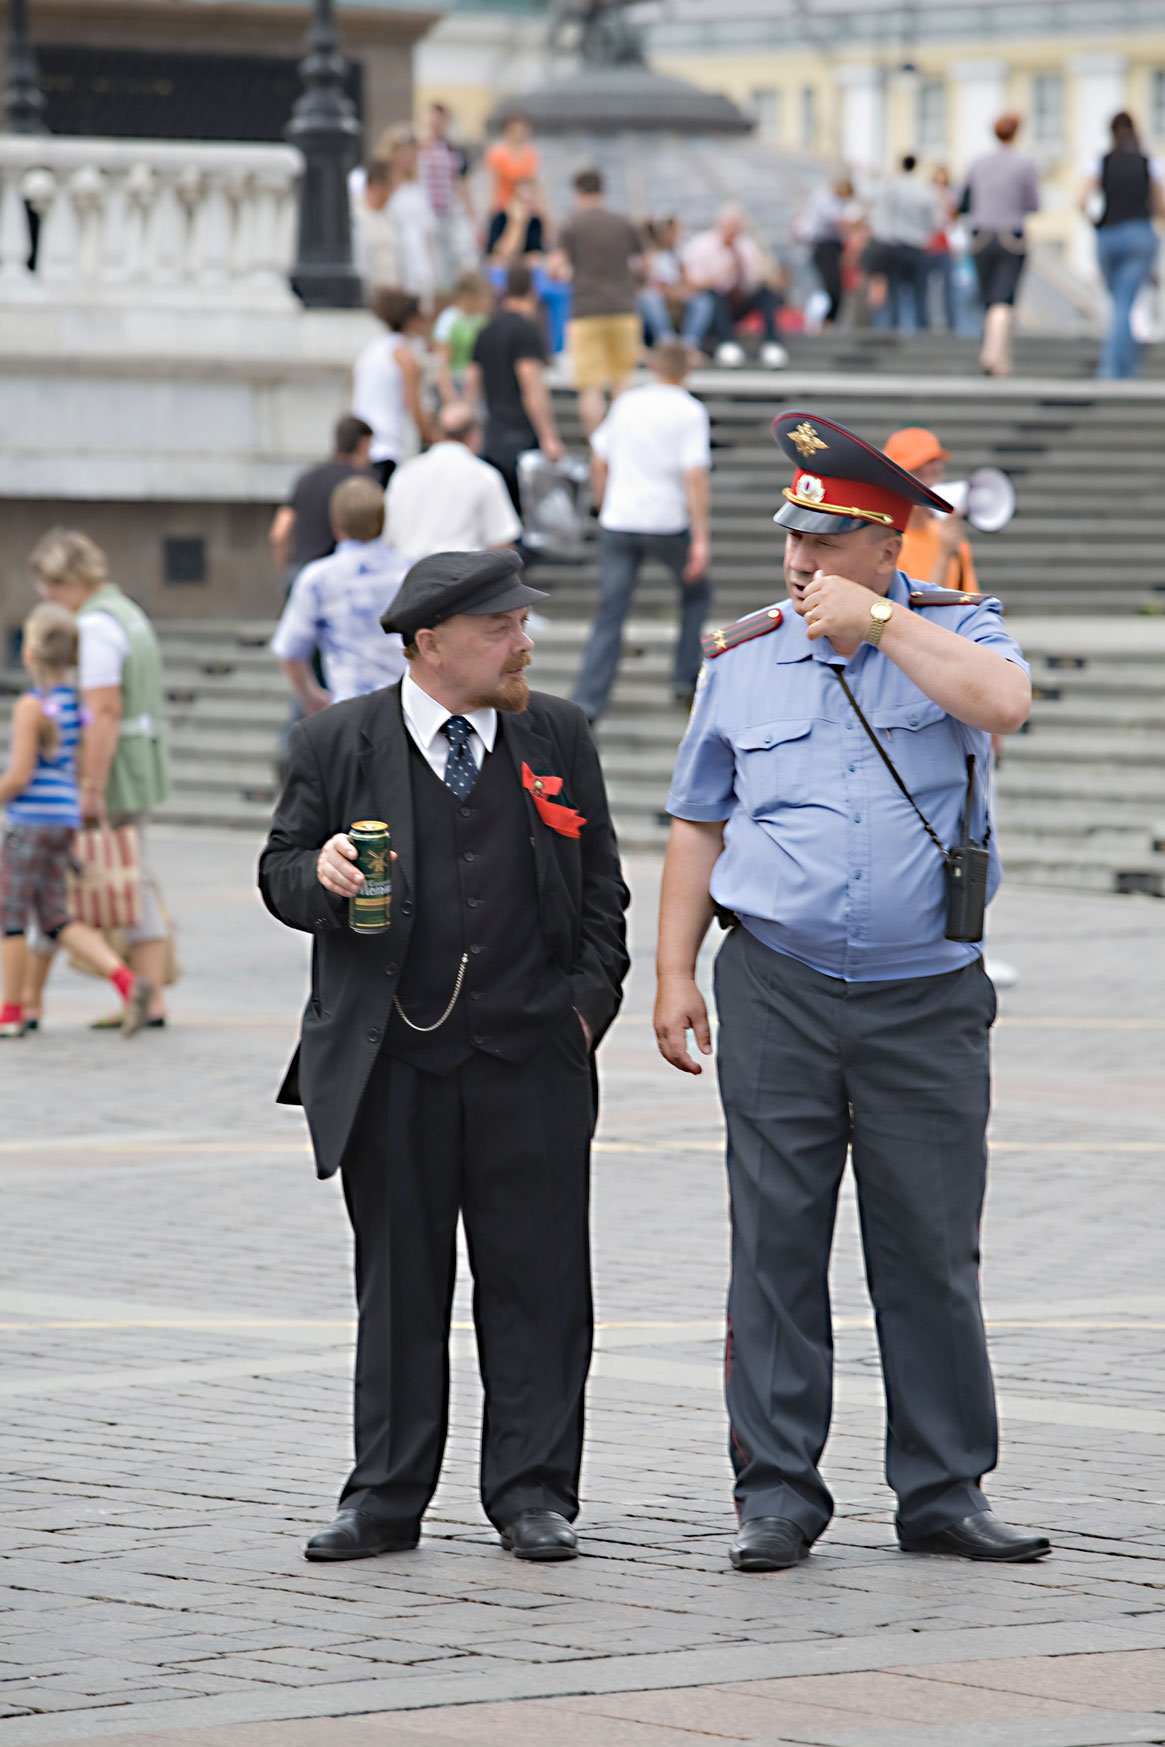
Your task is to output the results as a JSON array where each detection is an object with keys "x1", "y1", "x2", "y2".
[{"x1": 702, "y1": 606, "x2": 783, "y2": 659}]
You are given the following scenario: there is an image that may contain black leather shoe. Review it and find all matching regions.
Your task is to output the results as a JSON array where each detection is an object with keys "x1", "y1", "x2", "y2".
[
  {"x1": 898, "y1": 1510, "x2": 1051, "y2": 1563},
  {"x1": 304, "y1": 1508, "x2": 419, "y2": 1562},
  {"x1": 730, "y1": 1516, "x2": 810, "y2": 1572},
  {"x1": 499, "y1": 1510, "x2": 578, "y2": 1561}
]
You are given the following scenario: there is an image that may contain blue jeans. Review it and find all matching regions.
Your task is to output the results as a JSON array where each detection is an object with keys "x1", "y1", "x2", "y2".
[
  {"x1": 927, "y1": 251, "x2": 958, "y2": 333},
  {"x1": 572, "y1": 528, "x2": 712, "y2": 722},
  {"x1": 885, "y1": 244, "x2": 929, "y2": 331},
  {"x1": 638, "y1": 287, "x2": 717, "y2": 346},
  {"x1": 696, "y1": 286, "x2": 780, "y2": 346},
  {"x1": 1097, "y1": 219, "x2": 1159, "y2": 379}
]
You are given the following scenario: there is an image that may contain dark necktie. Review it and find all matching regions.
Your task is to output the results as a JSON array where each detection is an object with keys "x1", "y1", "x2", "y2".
[{"x1": 441, "y1": 715, "x2": 478, "y2": 798}]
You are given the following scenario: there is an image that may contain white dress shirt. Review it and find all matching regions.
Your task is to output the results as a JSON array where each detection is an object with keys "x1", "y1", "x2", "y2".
[
  {"x1": 384, "y1": 440, "x2": 522, "y2": 559},
  {"x1": 400, "y1": 671, "x2": 497, "y2": 782}
]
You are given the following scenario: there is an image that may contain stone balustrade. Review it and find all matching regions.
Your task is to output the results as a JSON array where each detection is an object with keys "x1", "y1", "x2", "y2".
[{"x1": 0, "y1": 136, "x2": 303, "y2": 308}]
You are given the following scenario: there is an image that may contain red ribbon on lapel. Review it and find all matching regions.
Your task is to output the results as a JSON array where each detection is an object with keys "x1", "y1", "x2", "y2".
[{"x1": 521, "y1": 762, "x2": 586, "y2": 839}]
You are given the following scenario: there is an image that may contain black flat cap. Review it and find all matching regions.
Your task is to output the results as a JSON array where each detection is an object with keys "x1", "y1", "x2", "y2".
[{"x1": 381, "y1": 549, "x2": 548, "y2": 639}]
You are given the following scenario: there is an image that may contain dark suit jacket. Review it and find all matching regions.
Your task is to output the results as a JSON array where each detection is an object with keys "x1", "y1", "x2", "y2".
[{"x1": 258, "y1": 684, "x2": 630, "y2": 1179}]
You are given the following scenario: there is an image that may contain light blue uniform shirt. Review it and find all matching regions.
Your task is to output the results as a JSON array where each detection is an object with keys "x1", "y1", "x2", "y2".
[{"x1": 667, "y1": 572, "x2": 1029, "y2": 982}]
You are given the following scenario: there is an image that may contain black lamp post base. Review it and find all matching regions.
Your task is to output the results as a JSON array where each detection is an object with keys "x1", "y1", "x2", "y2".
[{"x1": 290, "y1": 264, "x2": 365, "y2": 309}]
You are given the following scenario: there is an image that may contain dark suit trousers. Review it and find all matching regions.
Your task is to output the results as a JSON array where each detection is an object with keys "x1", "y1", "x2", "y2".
[
  {"x1": 715, "y1": 925, "x2": 999, "y2": 1542},
  {"x1": 338, "y1": 1011, "x2": 594, "y2": 1529}
]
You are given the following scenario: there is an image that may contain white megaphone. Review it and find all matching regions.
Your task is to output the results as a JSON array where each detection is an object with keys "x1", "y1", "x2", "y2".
[{"x1": 937, "y1": 468, "x2": 1015, "y2": 533}]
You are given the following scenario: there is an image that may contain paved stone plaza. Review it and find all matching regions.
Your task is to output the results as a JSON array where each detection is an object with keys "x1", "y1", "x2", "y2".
[{"x1": 1, "y1": 826, "x2": 1163, "y2": 1747}]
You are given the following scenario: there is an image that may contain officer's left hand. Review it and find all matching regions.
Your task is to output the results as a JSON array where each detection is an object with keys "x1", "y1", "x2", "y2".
[{"x1": 802, "y1": 572, "x2": 884, "y2": 644}]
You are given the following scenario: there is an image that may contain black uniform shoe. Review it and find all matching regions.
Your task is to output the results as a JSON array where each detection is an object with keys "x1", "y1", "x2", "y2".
[
  {"x1": 898, "y1": 1510, "x2": 1051, "y2": 1563},
  {"x1": 499, "y1": 1510, "x2": 579, "y2": 1561},
  {"x1": 304, "y1": 1508, "x2": 419, "y2": 1562},
  {"x1": 730, "y1": 1517, "x2": 810, "y2": 1572}
]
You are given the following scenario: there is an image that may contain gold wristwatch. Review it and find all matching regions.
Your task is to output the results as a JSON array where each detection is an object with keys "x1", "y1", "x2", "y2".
[{"x1": 864, "y1": 598, "x2": 893, "y2": 648}]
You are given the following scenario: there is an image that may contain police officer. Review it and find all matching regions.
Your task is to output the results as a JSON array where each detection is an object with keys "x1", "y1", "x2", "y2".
[{"x1": 654, "y1": 412, "x2": 1050, "y2": 1572}]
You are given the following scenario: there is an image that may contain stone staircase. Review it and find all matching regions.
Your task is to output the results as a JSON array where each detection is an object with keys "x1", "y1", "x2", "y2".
[
  {"x1": 772, "y1": 330, "x2": 1164, "y2": 379},
  {"x1": 3, "y1": 373, "x2": 1164, "y2": 894},
  {"x1": 537, "y1": 376, "x2": 1165, "y2": 622},
  {"x1": 7, "y1": 611, "x2": 1160, "y2": 898}
]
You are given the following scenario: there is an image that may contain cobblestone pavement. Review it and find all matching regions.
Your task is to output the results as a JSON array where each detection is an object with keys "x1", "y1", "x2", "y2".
[{"x1": 0, "y1": 828, "x2": 1163, "y2": 1747}]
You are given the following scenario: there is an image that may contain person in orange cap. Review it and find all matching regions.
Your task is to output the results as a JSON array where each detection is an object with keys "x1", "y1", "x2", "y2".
[{"x1": 884, "y1": 427, "x2": 978, "y2": 595}]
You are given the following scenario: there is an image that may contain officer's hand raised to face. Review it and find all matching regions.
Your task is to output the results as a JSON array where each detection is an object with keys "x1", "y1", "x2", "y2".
[
  {"x1": 654, "y1": 974, "x2": 713, "y2": 1075},
  {"x1": 316, "y1": 834, "x2": 398, "y2": 898},
  {"x1": 802, "y1": 571, "x2": 885, "y2": 645}
]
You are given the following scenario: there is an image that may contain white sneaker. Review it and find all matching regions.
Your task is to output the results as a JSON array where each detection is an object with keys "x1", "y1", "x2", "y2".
[
  {"x1": 760, "y1": 341, "x2": 789, "y2": 369},
  {"x1": 715, "y1": 341, "x2": 746, "y2": 367},
  {"x1": 984, "y1": 957, "x2": 1018, "y2": 990}
]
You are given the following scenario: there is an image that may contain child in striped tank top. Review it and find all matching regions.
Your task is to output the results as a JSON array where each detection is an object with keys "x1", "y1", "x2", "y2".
[{"x1": 0, "y1": 603, "x2": 152, "y2": 1037}]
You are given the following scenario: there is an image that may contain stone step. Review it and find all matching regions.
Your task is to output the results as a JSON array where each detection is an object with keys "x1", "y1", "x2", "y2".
[
  {"x1": 996, "y1": 764, "x2": 1165, "y2": 804},
  {"x1": 994, "y1": 799, "x2": 1163, "y2": 835},
  {"x1": 1004, "y1": 729, "x2": 1165, "y2": 765},
  {"x1": 988, "y1": 841, "x2": 1165, "y2": 897},
  {"x1": 1025, "y1": 697, "x2": 1165, "y2": 729}
]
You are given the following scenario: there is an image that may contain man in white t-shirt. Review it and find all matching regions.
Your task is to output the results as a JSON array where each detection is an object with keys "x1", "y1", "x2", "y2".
[
  {"x1": 383, "y1": 403, "x2": 522, "y2": 559},
  {"x1": 572, "y1": 341, "x2": 712, "y2": 723}
]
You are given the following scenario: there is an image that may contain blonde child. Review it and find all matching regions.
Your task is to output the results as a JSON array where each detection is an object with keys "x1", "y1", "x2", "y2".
[
  {"x1": 0, "y1": 603, "x2": 153, "y2": 1038},
  {"x1": 432, "y1": 270, "x2": 494, "y2": 403}
]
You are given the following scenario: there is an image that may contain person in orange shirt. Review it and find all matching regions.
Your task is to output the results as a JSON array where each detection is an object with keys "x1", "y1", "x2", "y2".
[
  {"x1": 883, "y1": 427, "x2": 978, "y2": 594},
  {"x1": 885, "y1": 430, "x2": 1015, "y2": 988},
  {"x1": 484, "y1": 114, "x2": 540, "y2": 256}
]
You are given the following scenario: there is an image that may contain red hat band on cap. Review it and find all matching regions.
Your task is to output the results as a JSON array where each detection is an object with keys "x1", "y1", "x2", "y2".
[{"x1": 785, "y1": 469, "x2": 913, "y2": 533}]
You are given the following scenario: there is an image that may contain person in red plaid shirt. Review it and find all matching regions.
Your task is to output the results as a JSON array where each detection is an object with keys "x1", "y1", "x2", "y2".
[{"x1": 419, "y1": 103, "x2": 476, "y2": 292}]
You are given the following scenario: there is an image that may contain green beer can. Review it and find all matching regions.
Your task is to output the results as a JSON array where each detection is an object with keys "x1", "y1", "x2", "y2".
[{"x1": 348, "y1": 820, "x2": 391, "y2": 933}]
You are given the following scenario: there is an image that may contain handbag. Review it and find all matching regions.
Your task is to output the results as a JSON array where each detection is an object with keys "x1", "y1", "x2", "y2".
[{"x1": 68, "y1": 823, "x2": 142, "y2": 932}]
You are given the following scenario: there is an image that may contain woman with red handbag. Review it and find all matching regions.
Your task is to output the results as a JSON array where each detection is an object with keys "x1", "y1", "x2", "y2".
[
  {"x1": 0, "y1": 604, "x2": 153, "y2": 1038},
  {"x1": 23, "y1": 529, "x2": 171, "y2": 1030}
]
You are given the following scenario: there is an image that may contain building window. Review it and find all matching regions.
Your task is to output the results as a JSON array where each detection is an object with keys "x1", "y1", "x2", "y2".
[
  {"x1": 800, "y1": 86, "x2": 816, "y2": 149},
  {"x1": 916, "y1": 79, "x2": 946, "y2": 153},
  {"x1": 1031, "y1": 72, "x2": 1064, "y2": 147},
  {"x1": 1152, "y1": 69, "x2": 1165, "y2": 139},
  {"x1": 752, "y1": 88, "x2": 782, "y2": 142},
  {"x1": 163, "y1": 537, "x2": 207, "y2": 585}
]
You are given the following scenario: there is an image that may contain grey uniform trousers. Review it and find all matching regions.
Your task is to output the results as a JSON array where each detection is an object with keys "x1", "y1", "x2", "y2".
[{"x1": 714, "y1": 924, "x2": 999, "y2": 1541}]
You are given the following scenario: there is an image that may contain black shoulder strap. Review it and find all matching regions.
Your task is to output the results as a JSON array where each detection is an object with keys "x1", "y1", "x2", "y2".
[{"x1": 831, "y1": 668, "x2": 948, "y2": 861}]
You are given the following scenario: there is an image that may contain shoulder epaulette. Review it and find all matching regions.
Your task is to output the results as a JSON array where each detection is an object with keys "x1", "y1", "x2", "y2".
[
  {"x1": 702, "y1": 605, "x2": 783, "y2": 659},
  {"x1": 909, "y1": 588, "x2": 980, "y2": 608}
]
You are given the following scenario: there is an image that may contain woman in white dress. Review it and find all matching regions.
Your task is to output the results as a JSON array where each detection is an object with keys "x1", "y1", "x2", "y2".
[{"x1": 377, "y1": 129, "x2": 438, "y2": 308}]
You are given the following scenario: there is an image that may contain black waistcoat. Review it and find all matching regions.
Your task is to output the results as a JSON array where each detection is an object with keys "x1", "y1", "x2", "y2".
[{"x1": 385, "y1": 722, "x2": 572, "y2": 1075}]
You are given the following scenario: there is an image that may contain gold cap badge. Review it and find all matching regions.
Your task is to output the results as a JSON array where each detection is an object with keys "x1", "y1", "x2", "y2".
[{"x1": 791, "y1": 421, "x2": 828, "y2": 459}]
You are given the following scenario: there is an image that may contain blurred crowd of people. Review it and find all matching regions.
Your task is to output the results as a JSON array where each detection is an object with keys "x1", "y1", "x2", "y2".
[
  {"x1": 346, "y1": 98, "x2": 1165, "y2": 426},
  {"x1": 797, "y1": 107, "x2": 1162, "y2": 381}
]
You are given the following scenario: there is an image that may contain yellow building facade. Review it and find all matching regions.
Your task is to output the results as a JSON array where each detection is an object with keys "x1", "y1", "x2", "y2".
[
  {"x1": 417, "y1": 8, "x2": 1165, "y2": 283},
  {"x1": 653, "y1": 28, "x2": 1165, "y2": 272}
]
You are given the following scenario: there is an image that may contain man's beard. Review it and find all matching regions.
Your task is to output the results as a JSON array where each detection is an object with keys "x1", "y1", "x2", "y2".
[{"x1": 469, "y1": 654, "x2": 531, "y2": 714}]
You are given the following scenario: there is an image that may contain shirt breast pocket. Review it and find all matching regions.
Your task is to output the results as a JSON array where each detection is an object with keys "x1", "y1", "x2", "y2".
[
  {"x1": 869, "y1": 700, "x2": 963, "y2": 793},
  {"x1": 732, "y1": 718, "x2": 814, "y2": 813}
]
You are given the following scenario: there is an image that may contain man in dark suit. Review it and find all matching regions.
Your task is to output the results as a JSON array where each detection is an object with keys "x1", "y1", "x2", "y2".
[{"x1": 260, "y1": 550, "x2": 629, "y2": 1565}]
